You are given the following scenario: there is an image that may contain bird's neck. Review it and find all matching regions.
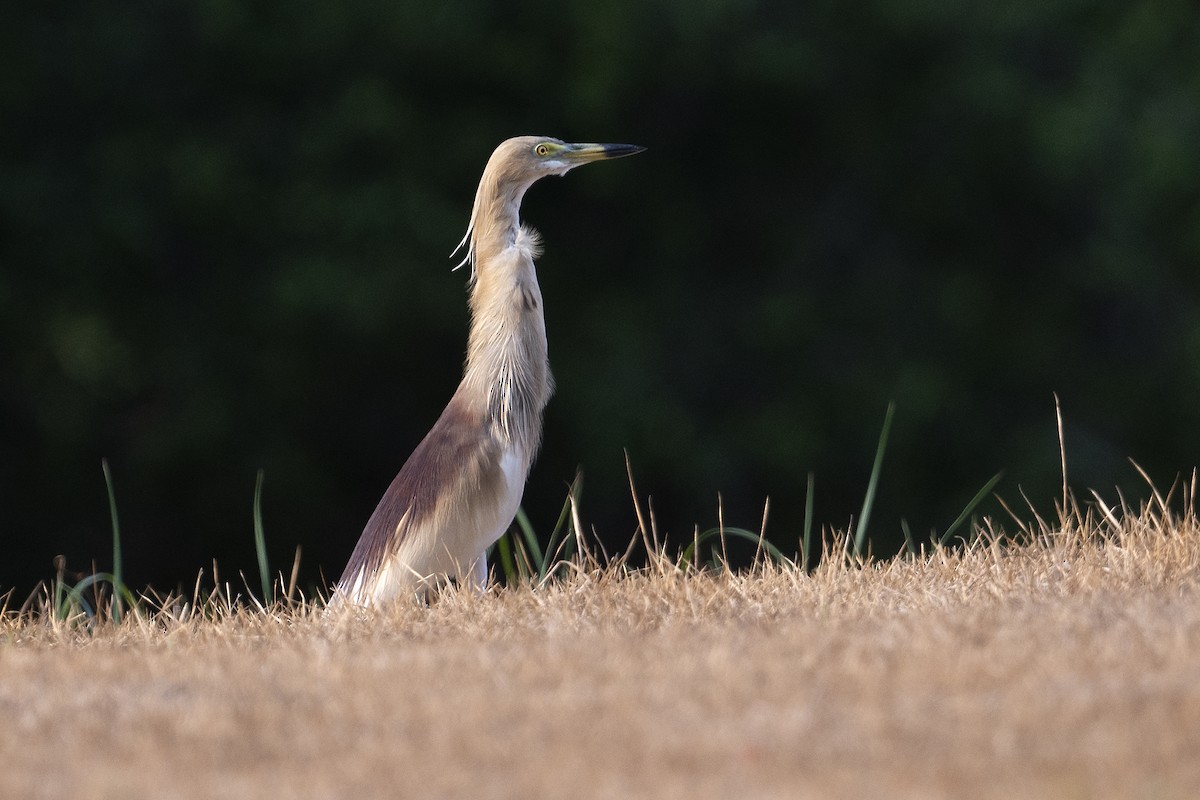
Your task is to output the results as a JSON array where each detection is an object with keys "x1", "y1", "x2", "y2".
[{"x1": 460, "y1": 217, "x2": 552, "y2": 459}]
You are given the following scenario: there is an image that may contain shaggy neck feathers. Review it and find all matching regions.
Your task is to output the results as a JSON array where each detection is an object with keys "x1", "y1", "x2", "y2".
[{"x1": 460, "y1": 184, "x2": 552, "y2": 463}]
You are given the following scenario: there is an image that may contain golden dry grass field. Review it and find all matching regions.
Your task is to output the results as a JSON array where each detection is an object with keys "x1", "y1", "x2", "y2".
[{"x1": 3, "y1": 500, "x2": 1200, "y2": 799}]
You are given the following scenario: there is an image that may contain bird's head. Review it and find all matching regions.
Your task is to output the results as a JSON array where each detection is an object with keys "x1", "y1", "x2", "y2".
[
  {"x1": 492, "y1": 136, "x2": 646, "y2": 181},
  {"x1": 454, "y1": 136, "x2": 644, "y2": 273}
]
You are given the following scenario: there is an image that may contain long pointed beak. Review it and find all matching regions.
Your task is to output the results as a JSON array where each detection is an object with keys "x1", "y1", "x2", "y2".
[{"x1": 564, "y1": 142, "x2": 647, "y2": 164}]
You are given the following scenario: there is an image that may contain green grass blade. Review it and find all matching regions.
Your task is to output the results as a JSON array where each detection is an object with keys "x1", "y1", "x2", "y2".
[
  {"x1": 853, "y1": 402, "x2": 895, "y2": 560},
  {"x1": 677, "y1": 534, "x2": 700, "y2": 570},
  {"x1": 58, "y1": 590, "x2": 95, "y2": 621},
  {"x1": 53, "y1": 556, "x2": 66, "y2": 620},
  {"x1": 115, "y1": 583, "x2": 139, "y2": 614},
  {"x1": 544, "y1": 471, "x2": 583, "y2": 570},
  {"x1": 514, "y1": 507, "x2": 544, "y2": 575},
  {"x1": 64, "y1": 571, "x2": 116, "y2": 620},
  {"x1": 493, "y1": 532, "x2": 518, "y2": 585},
  {"x1": 679, "y1": 526, "x2": 787, "y2": 570},
  {"x1": 938, "y1": 471, "x2": 1004, "y2": 546},
  {"x1": 101, "y1": 458, "x2": 123, "y2": 624},
  {"x1": 253, "y1": 469, "x2": 271, "y2": 605},
  {"x1": 900, "y1": 518, "x2": 917, "y2": 556},
  {"x1": 802, "y1": 472, "x2": 815, "y2": 573}
]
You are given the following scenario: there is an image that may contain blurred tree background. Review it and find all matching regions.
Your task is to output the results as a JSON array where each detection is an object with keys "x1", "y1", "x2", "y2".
[{"x1": 2, "y1": 0, "x2": 1198, "y2": 595}]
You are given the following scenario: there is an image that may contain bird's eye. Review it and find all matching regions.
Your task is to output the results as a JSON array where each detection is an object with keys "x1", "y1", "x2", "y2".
[{"x1": 535, "y1": 144, "x2": 550, "y2": 157}]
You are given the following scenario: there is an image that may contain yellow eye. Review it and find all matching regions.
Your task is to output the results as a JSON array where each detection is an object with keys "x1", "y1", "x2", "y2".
[{"x1": 535, "y1": 143, "x2": 550, "y2": 157}]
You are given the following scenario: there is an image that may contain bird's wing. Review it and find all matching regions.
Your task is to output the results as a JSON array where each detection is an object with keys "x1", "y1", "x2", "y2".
[{"x1": 337, "y1": 390, "x2": 498, "y2": 597}]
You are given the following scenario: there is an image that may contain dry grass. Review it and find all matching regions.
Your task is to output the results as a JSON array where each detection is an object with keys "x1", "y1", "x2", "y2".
[{"x1": 3, "y1": 496, "x2": 1200, "y2": 799}]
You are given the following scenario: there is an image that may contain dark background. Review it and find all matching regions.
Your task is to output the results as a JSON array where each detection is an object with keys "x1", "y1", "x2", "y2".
[{"x1": 3, "y1": 1, "x2": 1198, "y2": 596}]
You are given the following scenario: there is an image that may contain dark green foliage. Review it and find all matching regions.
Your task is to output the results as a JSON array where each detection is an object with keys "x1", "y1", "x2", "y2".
[{"x1": 2, "y1": 1, "x2": 1199, "y2": 593}]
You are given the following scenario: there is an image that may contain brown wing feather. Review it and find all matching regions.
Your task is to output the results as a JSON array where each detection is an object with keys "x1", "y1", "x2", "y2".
[{"x1": 338, "y1": 390, "x2": 490, "y2": 587}]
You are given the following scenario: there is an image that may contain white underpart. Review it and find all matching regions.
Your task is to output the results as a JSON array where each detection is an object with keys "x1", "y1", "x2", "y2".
[
  {"x1": 422, "y1": 446, "x2": 524, "y2": 590},
  {"x1": 340, "y1": 445, "x2": 527, "y2": 606}
]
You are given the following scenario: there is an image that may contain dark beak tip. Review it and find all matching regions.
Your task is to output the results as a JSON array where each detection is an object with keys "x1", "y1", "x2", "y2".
[{"x1": 605, "y1": 143, "x2": 647, "y2": 158}]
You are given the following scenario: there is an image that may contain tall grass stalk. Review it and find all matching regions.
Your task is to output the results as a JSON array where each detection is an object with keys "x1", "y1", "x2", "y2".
[
  {"x1": 852, "y1": 402, "x2": 895, "y2": 559},
  {"x1": 543, "y1": 470, "x2": 583, "y2": 567},
  {"x1": 901, "y1": 519, "x2": 917, "y2": 555},
  {"x1": 101, "y1": 458, "x2": 124, "y2": 624},
  {"x1": 253, "y1": 469, "x2": 271, "y2": 605},
  {"x1": 52, "y1": 555, "x2": 67, "y2": 619},
  {"x1": 802, "y1": 472, "x2": 815, "y2": 572},
  {"x1": 938, "y1": 472, "x2": 1004, "y2": 546},
  {"x1": 494, "y1": 531, "x2": 519, "y2": 585},
  {"x1": 513, "y1": 508, "x2": 541, "y2": 580}
]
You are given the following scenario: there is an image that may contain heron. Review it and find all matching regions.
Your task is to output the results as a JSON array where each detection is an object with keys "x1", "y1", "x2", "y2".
[{"x1": 335, "y1": 136, "x2": 644, "y2": 605}]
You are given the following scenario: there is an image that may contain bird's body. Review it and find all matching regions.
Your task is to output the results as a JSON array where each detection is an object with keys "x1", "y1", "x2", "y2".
[{"x1": 336, "y1": 136, "x2": 642, "y2": 605}]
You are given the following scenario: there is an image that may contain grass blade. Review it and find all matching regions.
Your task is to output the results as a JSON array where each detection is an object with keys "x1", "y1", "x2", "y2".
[
  {"x1": 514, "y1": 507, "x2": 544, "y2": 575},
  {"x1": 493, "y1": 531, "x2": 518, "y2": 585},
  {"x1": 678, "y1": 526, "x2": 787, "y2": 570},
  {"x1": 853, "y1": 402, "x2": 895, "y2": 559},
  {"x1": 101, "y1": 458, "x2": 124, "y2": 624},
  {"x1": 802, "y1": 472, "x2": 814, "y2": 573},
  {"x1": 544, "y1": 470, "x2": 583, "y2": 569},
  {"x1": 63, "y1": 571, "x2": 124, "y2": 620},
  {"x1": 53, "y1": 555, "x2": 66, "y2": 620},
  {"x1": 253, "y1": 469, "x2": 271, "y2": 605},
  {"x1": 938, "y1": 472, "x2": 1004, "y2": 546},
  {"x1": 900, "y1": 518, "x2": 916, "y2": 556},
  {"x1": 286, "y1": 545, "x2": 302, "y2": 606}
]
